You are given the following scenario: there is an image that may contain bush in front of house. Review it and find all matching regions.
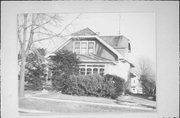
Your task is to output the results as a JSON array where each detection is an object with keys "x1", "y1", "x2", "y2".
[
  {"x1": 49, "y1": 50, "x2": 80, "y2": 76},
  {"x1": 105, "y1": 74, "x2": 125, "y2": 98},
  {"x1": 49, "y1": 49, "x2": 81, "y2": 92},
  {"x1": 49, "y1": 50, "x2": 125, "y2": 99},
  {"x1": 24, "y1": 50, "x2": 47, "y2": 91},
  {"x1": 52, "y1": 74, "x2": 125, "y2": 99}
]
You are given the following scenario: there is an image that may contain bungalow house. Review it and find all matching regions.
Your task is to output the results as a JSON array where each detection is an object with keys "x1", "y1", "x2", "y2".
[{"x1": 56, "y1": 28, "x2": 134, "y2": 81}]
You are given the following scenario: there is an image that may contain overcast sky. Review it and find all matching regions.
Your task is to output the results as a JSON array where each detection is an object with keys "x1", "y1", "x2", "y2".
[{"x1": 38, "y1": 13, "x2": 156, "y2": 70}]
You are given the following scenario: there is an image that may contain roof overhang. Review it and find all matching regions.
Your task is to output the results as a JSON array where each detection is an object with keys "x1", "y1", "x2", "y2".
[{"x1": 77, "y1": 54, "x2": 117, "y2": 65}]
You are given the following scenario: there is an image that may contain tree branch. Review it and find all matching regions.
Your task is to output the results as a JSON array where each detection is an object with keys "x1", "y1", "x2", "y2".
[
  {"x1": 39, "y1": 26, "x2": 57, "y2": 35},
  {"x1": 34, "y1": 31, "x2": 54, "y2": 36},
  {"x1": 25, "y1": 14, "x2": 36, "y2": 53},
  {"x1": 56, "y1": 14, "x2": 81, "y2": 37},
  {"x1": 32, "y1": 14, "x2": 81, "y2": 43},
  {"x1": 32, "y1": 15, "x2": 57, "y2": 31}
]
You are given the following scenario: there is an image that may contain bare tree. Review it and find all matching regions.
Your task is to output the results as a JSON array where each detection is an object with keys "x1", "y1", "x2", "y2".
[
  {"x1": 18, "y1": 13, "x2": 81, "y2": 97},
  {"x1": 135, "y1": 58, "x2": 156, "y2": 96}
]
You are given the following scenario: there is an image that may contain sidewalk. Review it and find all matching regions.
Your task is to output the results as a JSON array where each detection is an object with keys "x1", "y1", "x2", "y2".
[{"x1": 19, "y1": 108, "x2": 54, "y2": 114}]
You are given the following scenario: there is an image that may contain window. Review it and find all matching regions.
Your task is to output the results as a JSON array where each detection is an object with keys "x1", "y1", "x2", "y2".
[
  {"x1": 74, "y1": 42, "x2": 80, "y2": 54},
  {"x1": 80, "y1": 68, "x2": 85, "y2": 75},
  {"x1": 79, "y1": 65, "x2": 105, "y2": 76},
  {"x1": 93, "y1": 68, "x2": 98, "y2": 74},
  {"x1": 81, "y1": 42, "x2": 88, "y2": 54},
  {"x1": 88, "y1": 42, "x2": 94, "y2": 54},
  {"x1": 99, "y1": 68, "x2": 104, "y2": 76},
  {"x1": 73, "y1": 41, "x2": 95, "y2": 55},
  {"x1": 87, "y1": 68, "x2": 92, "y2": 75}
]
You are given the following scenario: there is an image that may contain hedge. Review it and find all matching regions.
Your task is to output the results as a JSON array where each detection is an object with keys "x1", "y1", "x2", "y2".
[{"x1": 51, "y1": 74, "x2": 125, "y2": 99}]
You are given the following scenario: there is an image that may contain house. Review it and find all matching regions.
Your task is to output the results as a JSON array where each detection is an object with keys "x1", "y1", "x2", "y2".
[
  {"x1": 56, "y1": 27, "x2": 134, "y2": 81},
  {"x1": 128, "y1": 72, "x2": 143, "y2": 94}
]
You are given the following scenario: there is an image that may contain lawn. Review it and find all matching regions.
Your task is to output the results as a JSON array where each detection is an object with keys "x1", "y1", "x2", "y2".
[
  {"x1": 19, "y1": 91, "x2": 156, "y2": 114},
  {"x1": 19, "y1": 97, "x2": 153, "y2": 114},
  {"x1": 32, "y1": 91, "x2": 117, "y2": 105}
]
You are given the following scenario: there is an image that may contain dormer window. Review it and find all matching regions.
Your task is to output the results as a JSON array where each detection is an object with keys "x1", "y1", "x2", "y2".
[{"x1": 73, "y1": 41, "x2": 95, "y2": 54}]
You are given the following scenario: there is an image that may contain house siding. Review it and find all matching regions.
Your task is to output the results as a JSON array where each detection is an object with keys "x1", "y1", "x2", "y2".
[
  {"x1": 106, "y1": 61, "x2": 130, "y2": 81},
  {"x1": 62, "y1": 40, "x2": 73, "y2": 51},
  {"x1": 95, "y1": 40, "x2": 117, "y2": 61}
]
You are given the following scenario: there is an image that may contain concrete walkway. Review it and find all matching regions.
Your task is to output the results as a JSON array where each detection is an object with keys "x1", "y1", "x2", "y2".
[
  {"x1": 25, "y1": 96, "x2": 155, "y2": 111},
  {"x1": 19, "y1": 108, "x2": 54, "y2": 114}
]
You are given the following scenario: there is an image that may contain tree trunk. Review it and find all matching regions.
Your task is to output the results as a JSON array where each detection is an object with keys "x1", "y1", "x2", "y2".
[
  {"x1": 19, "y1": 47, "x2": 26, "y2": 97},
  {"x1": 19, "y1": 14, "x2": 28, "y2": 97}
]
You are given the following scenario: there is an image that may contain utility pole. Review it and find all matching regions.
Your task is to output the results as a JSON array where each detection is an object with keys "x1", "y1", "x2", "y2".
[{"x1": 119, "y1": 13, "x2": 121, "y2": 35}]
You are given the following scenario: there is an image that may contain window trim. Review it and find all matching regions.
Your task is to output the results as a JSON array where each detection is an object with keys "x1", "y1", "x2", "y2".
[
  {"x1": 81, "y1": 41, "x2": 88, "y2": 54},
  {"x1": 88, "y1": 41, "x2": 95, "y2": 54},
  {"x1": 73, "y1": 41, "x2": 95, "y2": 54},
  {"x1": 79, "y1": 64, "x2": 105, "y2": 76}
]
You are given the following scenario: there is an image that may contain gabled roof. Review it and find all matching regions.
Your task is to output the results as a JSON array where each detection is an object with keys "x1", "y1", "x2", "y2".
[
  {"x1": 55, "y1": 28, "x2": 134, "y2": 67},
  {"x1": 71, "y1": 27, "x2": 97, "y2": 36},
  {"x1": 100, "y1": 35, "x2": 130, "y2": 49}
]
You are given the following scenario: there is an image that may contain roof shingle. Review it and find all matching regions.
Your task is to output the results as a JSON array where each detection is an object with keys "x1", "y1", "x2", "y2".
[{"x1": 100, "y1": 35, "x2": 130, "y2": 49}]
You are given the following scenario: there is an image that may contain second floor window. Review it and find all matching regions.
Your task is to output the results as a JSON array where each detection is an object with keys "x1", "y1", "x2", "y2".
[
  {"x1": 88, "y1": 42, "x2": 94, "y2": 54},
  {"x1": 74, "y1": 41, "x2": 95, "y2": 54}
]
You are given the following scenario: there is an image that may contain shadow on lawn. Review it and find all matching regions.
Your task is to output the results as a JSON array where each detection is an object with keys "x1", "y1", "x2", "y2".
[
  {"x1": 125, "y1": 93, "x2": 156, "y2": 101},
  {"x1": 115, "y1": 100, "x2": 156, "y2": 109},
  {"x1": 115, "y1": 94, "x2": 156, "y2": 110}
]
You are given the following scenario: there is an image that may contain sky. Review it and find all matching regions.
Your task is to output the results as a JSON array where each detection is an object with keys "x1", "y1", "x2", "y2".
[{"x1": 36, "y1": 13, "x2": 156, "y2": 71}]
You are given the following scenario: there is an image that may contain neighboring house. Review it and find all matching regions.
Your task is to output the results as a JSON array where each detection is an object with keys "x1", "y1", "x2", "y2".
[
  {"x1": 128, "y1": 72, "x2": 143, "y2": 94},
  {"x1": 56, "y1": 28, "x2": 134, "y2": 81}
]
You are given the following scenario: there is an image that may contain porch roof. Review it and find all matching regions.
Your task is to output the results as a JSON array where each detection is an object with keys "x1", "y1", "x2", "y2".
[{"x1": 77, "y1": 54, "x2": 116, "y2": 64}]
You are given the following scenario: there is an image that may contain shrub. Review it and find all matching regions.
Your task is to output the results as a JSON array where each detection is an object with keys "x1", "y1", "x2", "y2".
[
  {"x1": 52, "y1": 74, "x2": 125, "y2": 99},
  {"x1": 104, "y1": 74, "x2": 125, "y2": 99},
  {"x1": 25, "y1": 51, "x2": 47, "y2": 91},
  {"x1": 49, "y1": 50, "x2": 80, "y2": 76}
]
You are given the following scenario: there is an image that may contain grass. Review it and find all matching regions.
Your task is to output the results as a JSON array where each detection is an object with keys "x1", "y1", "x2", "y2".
[
  {"x1": 19, "y1": 97, "x2": 153, "y2": 114},
  {"x1": 31, "y1": 91, "x2": 156, "y2": 108},
  {"x1": 19, "y1": 91, "x2": 156, "y2": 114},
  {"x1": 117, "y1": 95, "x2": 156, "y2": 108},
  {"x1": 128, "y1": 93, "x2": 156, "y2": 101},
  {"x1": 33, "y1": 91, "x2": 117, "y2": 105}
]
